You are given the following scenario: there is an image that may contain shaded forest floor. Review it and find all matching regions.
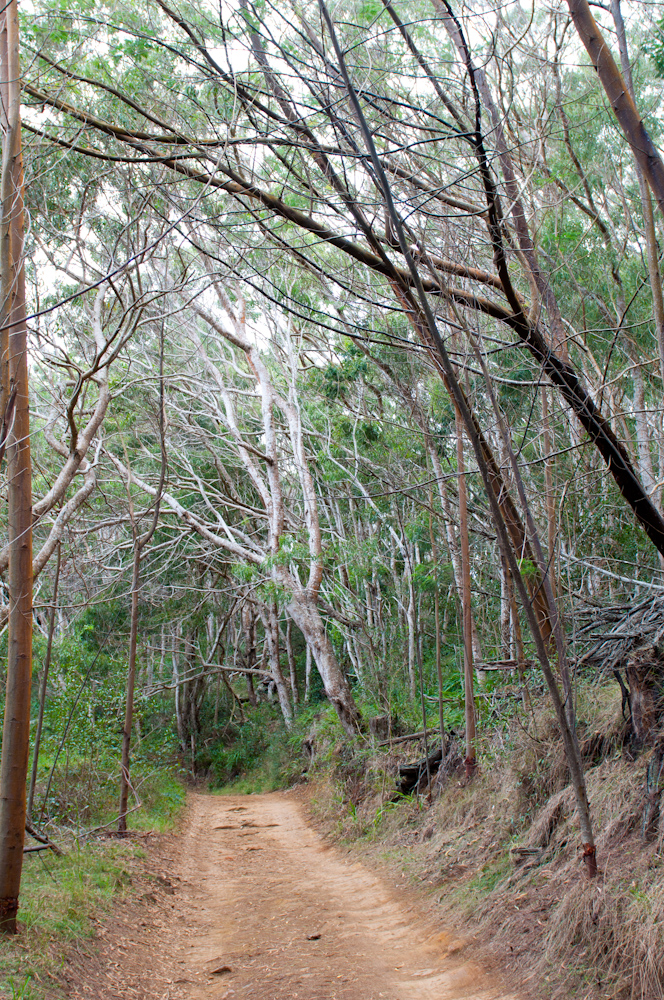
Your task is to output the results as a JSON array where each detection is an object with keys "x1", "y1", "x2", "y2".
[{"x1": 49, "y1": 792, "x2": 519, "y2": 1000}]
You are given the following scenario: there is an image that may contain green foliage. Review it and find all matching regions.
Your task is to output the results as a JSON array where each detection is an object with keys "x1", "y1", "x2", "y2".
[
  {"x1": 517, "y1": 558, "x2": 539, "y2": 582},
  {"x1": 411, "y1": 560, "x2": 454, "y2": 593},
  {"x1": 207, "y1": 705, "x2": 276, "y2": 785},
  {"x1": 308, "y1": 345, "x2": 370, "y2": 400},
  {"x1": 207, "y1": 703, "x2": 330, "y2": 791},
  {"x1": 22, "y1": 621, "x2": 182, "y2": 830},
  {"x1": 644, "y1": 21, "x2": 664, "y2": 76}
]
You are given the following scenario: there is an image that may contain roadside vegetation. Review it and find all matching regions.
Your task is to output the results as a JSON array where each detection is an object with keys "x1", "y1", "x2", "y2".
[
  {"x1": 0, "y1": 767, "x2": 185, "y2": 1000},
  {"x1": 2, "y1": 621, "x2": 186, "y2": 999}
]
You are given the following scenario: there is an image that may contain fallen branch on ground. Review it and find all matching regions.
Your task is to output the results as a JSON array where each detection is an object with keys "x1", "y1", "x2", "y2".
[{"x1": 25, "y1": 820, "x2": 63, "y2": 856}]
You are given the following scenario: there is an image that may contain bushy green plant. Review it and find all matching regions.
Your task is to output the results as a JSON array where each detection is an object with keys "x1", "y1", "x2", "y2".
[{"x1": 208, "y1": 702, "x2": 345, "y2": 791}]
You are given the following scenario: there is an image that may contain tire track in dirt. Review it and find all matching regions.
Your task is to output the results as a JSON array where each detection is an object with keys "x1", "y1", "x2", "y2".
[{"x1": 64, "y1": 792, "x2": 520, "y2": 1000}]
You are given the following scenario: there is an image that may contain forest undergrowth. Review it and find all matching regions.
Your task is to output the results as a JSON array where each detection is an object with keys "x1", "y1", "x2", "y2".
[{"x1": 217, "y1": 682, "x2": 664, "y2": 1000}]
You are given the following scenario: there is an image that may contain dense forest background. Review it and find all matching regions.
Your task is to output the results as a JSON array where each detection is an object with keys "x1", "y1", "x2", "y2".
[{"x1": 3, "y1": 0, "x2": 664, "y2": 994}]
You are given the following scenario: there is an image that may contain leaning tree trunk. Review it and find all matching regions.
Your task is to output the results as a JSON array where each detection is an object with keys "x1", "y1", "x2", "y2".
[
  {"x1": 27, "y1": 544, "x2": 61, "y2": 821},
  {"x1": 0, "y1": 0, "x2": 33, "y2": 933},
  {"x1": 566, "y1": 0, "x2": 664, "y2": 218},
  {"x1": 321, "y1": 34, "x2": 597, "y2": 869},
  {"x1": 286, "y1": 597, "x2": 362, "y2": 736},
  {"x1": 455, "y1": 406, "x2": 476, "y2": 777}
]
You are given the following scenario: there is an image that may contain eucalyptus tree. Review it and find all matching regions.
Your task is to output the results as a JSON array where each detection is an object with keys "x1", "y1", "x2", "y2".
[{"x1": 105, "y1": 280, "x2": 363, "y2": 733}]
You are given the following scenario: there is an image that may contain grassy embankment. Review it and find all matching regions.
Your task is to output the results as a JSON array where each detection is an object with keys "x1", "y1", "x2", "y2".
[
  {"x1": 0, "y1": 619, "x2": 188, "y2": 999},
  {"x1": 0, "y1": 768, "x2": 185, "y2": 1000}
]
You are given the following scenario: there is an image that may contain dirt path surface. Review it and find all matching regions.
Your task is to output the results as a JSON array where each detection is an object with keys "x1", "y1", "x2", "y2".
[{"x1": 64, "y1": 793, "x2": 519, "y2": 1000}]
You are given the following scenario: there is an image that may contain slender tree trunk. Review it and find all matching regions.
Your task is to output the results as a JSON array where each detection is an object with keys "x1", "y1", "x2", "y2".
[
  {"x1": 146, "y1": 643, "x2": 154, "y2": 691},
  {"x1": 456, "y1": 407, "x2": 476, "y2": 777},
  {"x1": 27, "y1": 544, "x2": 61, "y2": 822},
  {"x1": 286, "y1": 618, "x2": 299, "y2": 707},
  {"x1": 245, "y1": 671, "x2": 257, "y2": 708},
  {"x1": 214, "y1": 672, "x2": 221, "y2": 727},
  {"x1": 172, "y1": 630, "x2": 186, "y2": 753},
  {"x1": 242, "y1": 605, "x2": 258, "y2": 707},
  {"x1": 359, "y1": 636, "x2": 375, "y2": 688},
  {"x1": 118, "y1": 545, "x2": 141, "y2": 835},
  {"x1": 610, "y1": 0, "x2": 664, "y2": 491},
  {"x1": 158, "y1": 626, "x2": 166, "y2": 683},
  {"x1": 0, "y1": 0, "x2": 33, "y2": 933},
  {"x1": 499, "y1": 556, "x2": 511, "y2": 660},
  {"x1": 566, "y1": 0, "x2": 664, "y2": 217},
  {"x1": 542, "y1": 388, "x2": 558, "y2": 598},
  {"x1": 505, "y1": 564, "x2": 535, "y2": 722},
  {"x1": 184, "y1": 632, "x2": 201, "y2": 771},
  {"x1": 304, "y1": 645, "x2": 312, "y2": 702},
  {"x1": 346, "y1": 638, "x2": 363, "y2": 687},
  {"x1": 434, "y1": 590, "x2": 445, "y2": 745},
  {"x1": 117, "y1": 328, "x2": 164, "y2": 829},
  {"x1": 428, "y1": 503, "x2": 446, "y2": 751},
  {"x1": 364, "y1": 581, "x2": 374, "y2": 629},
  {"x1": 632, "y1": 364, "x2": 655, "y2": 497},
  {"x1": 364, "y1": 633, "x2": 378, "y2": 685},
  {"x1": 406, "y1": 565, "x2": 417, "y2": 700}
]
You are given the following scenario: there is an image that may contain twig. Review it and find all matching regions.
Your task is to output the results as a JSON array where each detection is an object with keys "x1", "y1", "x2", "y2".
[
  {"x1": 378, "y1": 728, "x2": 440, "y2": 747},
  {"x1": 75, "y1": 803, "x2": 143, "y2": 841},
  {"x1": 25, "y1": 820, "x2": 63, "y2": 856}
]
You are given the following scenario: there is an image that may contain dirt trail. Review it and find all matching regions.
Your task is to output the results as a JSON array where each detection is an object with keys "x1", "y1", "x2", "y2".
[{"x1": 65, "y1": 793, "x2": 519, "y2": 1000}]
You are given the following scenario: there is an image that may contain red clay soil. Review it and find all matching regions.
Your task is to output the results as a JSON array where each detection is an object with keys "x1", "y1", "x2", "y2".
[{"x1": 59, "y1": 792, "x2": 521, "y2": 1000}]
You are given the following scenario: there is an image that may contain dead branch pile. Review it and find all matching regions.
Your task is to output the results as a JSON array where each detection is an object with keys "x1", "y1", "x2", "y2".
[{"x1": 575, "y1": 595, "x2": 664, "y2": 673}]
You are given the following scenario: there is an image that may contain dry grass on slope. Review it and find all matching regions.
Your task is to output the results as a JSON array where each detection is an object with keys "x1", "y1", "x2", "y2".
[{"x1": 309, "y1": 684, "x2": 664, "y2": 1000}]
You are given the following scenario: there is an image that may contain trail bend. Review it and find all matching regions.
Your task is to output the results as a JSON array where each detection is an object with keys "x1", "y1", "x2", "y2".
[{"x1": 67, "y1": 792, "x2": 519, "y2": 1000}]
